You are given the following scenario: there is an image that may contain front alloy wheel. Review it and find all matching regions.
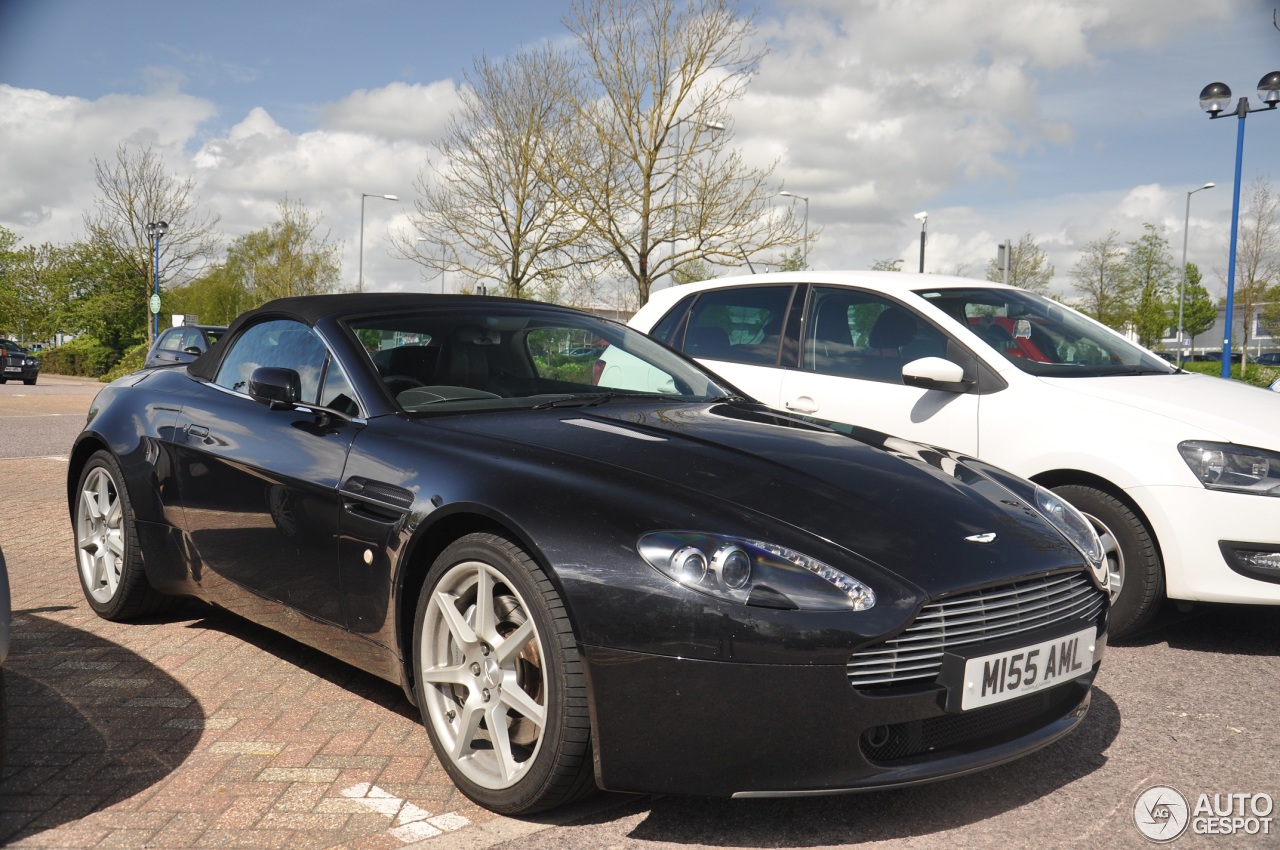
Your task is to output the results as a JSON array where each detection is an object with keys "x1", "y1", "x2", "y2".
[{"x1": 413, "y1": 534, "x2": 593, "y2": 814}]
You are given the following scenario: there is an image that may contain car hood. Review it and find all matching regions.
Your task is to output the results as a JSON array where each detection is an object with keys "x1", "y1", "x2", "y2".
[
  {"x1": 434, "y1": 402, "x2": 1084, "y2": 595},
  {"x1": 1041, "y1": 372, "x2": 1280, "y2": 448}
]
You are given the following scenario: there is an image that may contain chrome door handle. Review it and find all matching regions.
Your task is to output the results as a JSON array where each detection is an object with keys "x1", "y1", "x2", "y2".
[{"x1": 784, "y1": 398, "x2": 818, "y2": 414}]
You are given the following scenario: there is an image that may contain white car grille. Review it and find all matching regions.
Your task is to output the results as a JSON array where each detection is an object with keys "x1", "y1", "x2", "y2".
[{"x1": 847, "y1": 572, "x2": 1106, "y2": 688}]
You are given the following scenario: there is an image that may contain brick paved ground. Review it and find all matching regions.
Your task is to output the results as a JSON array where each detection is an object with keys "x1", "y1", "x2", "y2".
[{"x1": 0, "y1": 377, "x2": 620, "y2": 849}]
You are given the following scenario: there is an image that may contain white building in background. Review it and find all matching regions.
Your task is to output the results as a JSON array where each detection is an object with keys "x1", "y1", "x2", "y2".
[{"x1": 1161, "y1": 301, "x2": 1277, "y2": 359}]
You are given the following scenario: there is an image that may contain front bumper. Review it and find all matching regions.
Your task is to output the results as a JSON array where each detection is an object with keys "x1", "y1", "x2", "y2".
[
  {"x1": 1135, "y1": 484, "x2": 1280, "y2": 604},
  {"x1": 581, "y1": 638, "x2": 1102, "y2": 798},
  {"x1": 1, "y1": 365, "x2": 37, "y2": 381}
]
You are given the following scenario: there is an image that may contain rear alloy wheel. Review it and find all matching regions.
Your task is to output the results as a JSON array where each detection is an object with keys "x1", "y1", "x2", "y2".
[
  {"x1": 1053, "y1": 484, "x2": 1163, "y2": 639},
  {"x1": 413, "y1": 533, "x2": 594, "y2": 814},
  {"x1": 74, "y1": 450, "x2": 169, "y2": 620}
]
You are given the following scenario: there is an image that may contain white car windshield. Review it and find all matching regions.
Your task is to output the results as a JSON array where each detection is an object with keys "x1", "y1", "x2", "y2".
[{"x1": 914, "y1": 287, "x2": 1177, "y2": 378}]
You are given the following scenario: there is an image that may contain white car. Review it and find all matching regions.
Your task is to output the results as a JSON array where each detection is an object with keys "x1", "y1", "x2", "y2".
[{"x1": 617, "y1": 271, "x2": 1280, "y2": 638}]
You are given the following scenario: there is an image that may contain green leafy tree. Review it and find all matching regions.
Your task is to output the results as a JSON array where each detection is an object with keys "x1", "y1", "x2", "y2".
[
  {"x1": 62, "y1": 240, "x2": 148, "y2": 352},
  {"x1": 4, "y1": 242, "x2": 74, "y2": 343},
  {"x1": 775, "y1": 248, "x2": 807, "y2": 272},
  {"x1": 870, "y1": 258, "x2": 903, "y2": 272},
  {"x1": 163, "y1": 264, "x2": 251, "y2": 327},
  {"x1": 986, "y1": 231, "x2": 1055, "y2": 294},
  {"x1": 1178, "y1": 262, "x2": 1217, "y2": 354},
  {"x1": 674, "y1": 259, "x2": 716, "y2": 283},
  {"x1": 224, "y1": 198, "x2": 341, "y2": 307},
  {"x1": 1124, "y1": 223, "x2": 1177, "y2": 349},
  {"x1": 1069, "y1": 231, "x2": 1130, "y2": 331}
]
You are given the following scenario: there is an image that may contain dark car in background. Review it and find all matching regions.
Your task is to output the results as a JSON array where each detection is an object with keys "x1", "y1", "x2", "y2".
[
  {"x1": 1253, "y1": 352, "x2": 1280, "y2": 366},
  {"x1": 69, "y1": 293, "x2": 1109, "y2": 815},
  {"x1": 0, "y1": 339, "x2": 39, "y2": 385},
  {"x1": 143, "y1": 325, "x2": 226, "y2": 369}
]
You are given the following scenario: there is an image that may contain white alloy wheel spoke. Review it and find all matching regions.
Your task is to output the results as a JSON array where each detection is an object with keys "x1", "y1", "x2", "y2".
[
  {"x1": 493, "y1": 619, "x2": 534, "y2": 667},
  {"x1": 499, "y1": 676, "x2": 546, "y2": 728},
  {"x1": 484, "y1": 704, "x2": 517, "y2": 782},
  {"x1": 451, "y1": 702, "x2": 485, "y2": 761},
  {"x1": 103, "y1": 527, "x2": 126, "y2": 559},
  {"x1": 420, "y1": 663, "x2": 470, "y2": 686},
  {"x1": 472, "y1": 567, "x2": 497, "y2": 645},
  {"x1": 435, "y1": 591, "x2": 479, "y2": 647}
]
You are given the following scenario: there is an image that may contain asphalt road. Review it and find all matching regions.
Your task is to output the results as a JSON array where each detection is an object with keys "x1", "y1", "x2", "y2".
[{"x1": 2, "y1": 374, "x2": 1278, "y2": 849}]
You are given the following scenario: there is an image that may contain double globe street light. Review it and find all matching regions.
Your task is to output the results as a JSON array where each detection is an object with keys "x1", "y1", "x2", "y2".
[
  {"x1": 1198, "y1": 71, "x2": 1280, "y2": 378},
  {"x1": 146, "y1": 221, "x2": 169, "y2": 341}
]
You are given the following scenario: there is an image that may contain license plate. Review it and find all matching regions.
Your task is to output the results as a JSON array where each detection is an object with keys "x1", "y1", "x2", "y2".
[
  {"x1": 3, "y1": 366, "x2": 20, "y2": 372},
  {"x1": 961, "y1": 625, "x2": 1096, "y2": 710}
]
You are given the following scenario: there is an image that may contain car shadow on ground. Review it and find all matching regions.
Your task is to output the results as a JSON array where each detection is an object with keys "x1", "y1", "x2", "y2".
[
  {"x1": 1113, "y1": 602, "x2": 1280, "y2": 657},
  {"x1": 0, "y1": 610, "x2": 203, "y2": 843}
]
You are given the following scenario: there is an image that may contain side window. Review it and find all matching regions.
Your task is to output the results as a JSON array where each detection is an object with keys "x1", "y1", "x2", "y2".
[
  {"x1": 525, "y1": 327, "x2": 600, "y2": 387},
  {"x1": 806, "y1": 287, "x2": 946, "y2": 384},
  {"x1": 649, "y1": 295, "x2": 696, "y2": 345},
  {"x1": 320, "y1": 358, "x2": 359, "y2": 415},
  {"x1": 158, "y1": 329, "x2": 184, "y2": 352},
  {"x1": 214, "y1": 319, "x2": 330, "y2": 403},
  {"x1": 681, "y1": 286, "x2": 793, "y2": 365}
]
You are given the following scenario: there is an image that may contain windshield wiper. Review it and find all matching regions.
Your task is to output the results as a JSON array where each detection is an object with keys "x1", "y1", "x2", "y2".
[{"x1": 530, "y1": 392, "x2": 670, "y2": 409}]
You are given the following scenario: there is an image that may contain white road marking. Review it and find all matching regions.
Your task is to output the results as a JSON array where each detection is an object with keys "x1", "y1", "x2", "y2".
[{"x1": 339, "y1": 783, "x2": 471, "y2": 843}]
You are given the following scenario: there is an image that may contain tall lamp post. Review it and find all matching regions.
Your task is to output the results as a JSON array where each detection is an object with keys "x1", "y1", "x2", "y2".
[
  {"x1": 146, "y1": 221, "x2": 168, "y2": 341},
  {"x1": 779, "y1": 191, "x2": 810, "y2": 266},
  {"x1": 1198, "y1": 71, "x2": 1280, "y2": 378},
  {"x1": 913, "y1": 211, "x2": 928, "y2": 273},
  {"x1": 1176, "y1": 182, "x2": 1215, "y2": 366},
  {"x1": 670, "y1": 118, "x2": 724, "y2": 282},
  {"x1": 415, "y1": 237, "x2": 447, "y2": 294},
  {"x1": 359, "y1": 192, "x2": 399, "y2": 292}
]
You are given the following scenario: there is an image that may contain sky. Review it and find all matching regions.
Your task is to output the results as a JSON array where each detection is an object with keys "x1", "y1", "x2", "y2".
[{"x1": 0, "y1": 0, "x2": 1277, "y2": 306}]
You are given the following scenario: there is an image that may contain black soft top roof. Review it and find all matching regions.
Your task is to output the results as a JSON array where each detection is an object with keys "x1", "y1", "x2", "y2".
[{"x1": 186, "y1": 292, "x2": 589, "y2": 381}]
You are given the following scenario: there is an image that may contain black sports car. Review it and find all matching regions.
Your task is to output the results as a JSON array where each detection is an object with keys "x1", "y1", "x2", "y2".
[{"x1": 68, "y1": 294, "x2": 1109, "y2": 814}]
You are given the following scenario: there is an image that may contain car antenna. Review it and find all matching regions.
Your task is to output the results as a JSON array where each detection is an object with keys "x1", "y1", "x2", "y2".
[{"x1": 738, "y1": 247, "x2": 757, "y2": 274}]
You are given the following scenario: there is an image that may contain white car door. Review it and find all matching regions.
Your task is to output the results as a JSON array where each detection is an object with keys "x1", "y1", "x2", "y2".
[{"x1": 777, "y1": 286, "x2": 982, "y2": 455}]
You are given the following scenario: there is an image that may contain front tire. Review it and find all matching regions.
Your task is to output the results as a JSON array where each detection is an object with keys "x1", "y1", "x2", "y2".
[
  {"x1": 1053, "y1": 484, "x2": 1162, "y2": 639},
  {"x1": 412, "y1": 533, "x2": 594, "y2": 814},
  {"x1": 73, "y1": 451, "x2": 169, "y2": 620},
  {"x1": 22, "y1": 377, "x2": 35, "y2": 386}
]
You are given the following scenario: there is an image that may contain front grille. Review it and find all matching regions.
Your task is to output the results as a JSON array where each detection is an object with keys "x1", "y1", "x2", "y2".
[
  {"x1": 860, "y1": 682, "x2": 1085, "y2": 763},
  {"x1": 847, "y1": 572, "x2": 1106, "y2": 688}
]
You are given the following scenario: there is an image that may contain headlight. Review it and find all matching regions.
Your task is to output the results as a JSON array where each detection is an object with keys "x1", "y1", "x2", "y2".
[
  {"x1": 637, "y1": 532, "x2": 875, "y2": 611},
  {"x1": 1178, "y1": 441, "x2": 1280, "y2": 496},
  {"x1": 1031, "y1": 485, "x2": 1109, "y2": 591}
]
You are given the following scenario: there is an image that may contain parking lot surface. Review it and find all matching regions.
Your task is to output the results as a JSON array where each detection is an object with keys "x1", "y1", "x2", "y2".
[{"x1": 1, "y1": 374, "x2": 1278, "y2": 849}]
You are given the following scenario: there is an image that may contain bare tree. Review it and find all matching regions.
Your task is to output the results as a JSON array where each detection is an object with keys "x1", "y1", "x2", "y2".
[
  {"x1": 82, "y1": 143, "x2": 221, "y2": 343},
  {"x1": 556, "y1": 0, "x2": 805, "y2": 303},
  {"x1": 1224, "y1": 175, "x2": 1279, "y2": 364},
  {"x1": 395, "y1": 44, "x2": 594, "y2": 299},
  {"x1": 1069, "y1": 231, "x2": 1130, "y2": 330},
  {"x1": 986, "y1": 231, "x2": 1055, "y2": 294},
  {"x1": 1125, "y1": 223, "x2": 1177, "y2": 349}
]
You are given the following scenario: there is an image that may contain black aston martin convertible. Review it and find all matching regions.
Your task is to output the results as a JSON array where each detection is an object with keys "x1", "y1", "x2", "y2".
[{"x1": 68, "y1": 293, "x2": 1109, "y2": 814}]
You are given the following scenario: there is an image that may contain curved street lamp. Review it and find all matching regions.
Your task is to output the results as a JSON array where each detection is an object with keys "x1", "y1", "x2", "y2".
[
  {"x1": 359, "y1": 193, "x2": 399, "y2": 292},
  {"x1": 779, "y1": 191, "x2": 810, "y2": 266},
  {"x1": 1198, "y1": 71, "x2": 1280, "y2": 377},
  {"x1": 146, "y1": 221, "x2": 169, "y2": 341},
  {"x1": 1176, "y1": 182, "x2": 1215, "y2": 366},
  {"x1": 670, "y1": 118, "x2": 725, "y2": 282}
]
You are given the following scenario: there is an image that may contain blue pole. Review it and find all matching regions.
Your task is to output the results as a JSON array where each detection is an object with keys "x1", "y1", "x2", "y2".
[
  {"x1": 1221, "y1": 103, "x2": 1247, "y2": 379},
  {"x1": 152, "y1": 232, "x2": 161, "y2": 343}
]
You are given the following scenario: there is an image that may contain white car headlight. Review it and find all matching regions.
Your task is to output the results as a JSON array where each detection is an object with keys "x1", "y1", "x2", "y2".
[
  {"x1": 1178, "y1": 441, "x2": 1280, "y2": 496},
  {"x1": 638, "y1": 532, "x2": 875, "y2": 611}
]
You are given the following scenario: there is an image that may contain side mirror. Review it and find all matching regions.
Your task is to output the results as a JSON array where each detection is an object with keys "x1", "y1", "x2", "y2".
[
  {"x1": 248, "y1": 366, "x2": 302, "y2": 410},
  {"x1": 182, "y1": 345, "x2": 203, "y2": 355},
  {"x1": 902, "y1": 357, "x2": 974, "y2": 394}
]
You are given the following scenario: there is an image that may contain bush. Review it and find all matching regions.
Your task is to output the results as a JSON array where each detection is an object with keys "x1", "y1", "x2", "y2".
[
  {"x1": 37, "y1": 337, "x2": 120, "y2": 378},
  {"x1": 1181, "y1": 359, "x2": 1280, "y2": 389},
  {"x1": 100, "y1": 342, "x2": 151, "y2": 383}
]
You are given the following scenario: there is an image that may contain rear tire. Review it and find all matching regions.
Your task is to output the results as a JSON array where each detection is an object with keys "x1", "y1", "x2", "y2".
[
  {"x1": 412, "y1": 533, "x2": 595, "y2": 814},
  {"x1": 22, "y1": 377, "x2": 35, "y2": 385},
  {"x1": 73, "y1": 450, "x2": 170, "y2": 620},
  {"x1": 1053, "y1": 484, "x2": 1162, "y2": 639}
]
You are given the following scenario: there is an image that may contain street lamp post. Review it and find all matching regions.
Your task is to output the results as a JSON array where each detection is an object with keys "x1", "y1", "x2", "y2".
[
  {"x1": 1198, "y1": 71, "x2": 1280, "y2": 378},
  {"x1": 913, "y1": 212, "x2": 928, "y2": 273},
  {"x1": 670, "y1": 118, "x2": 724, "y2": 282},
  {"x1": 779, "y1": 191, "x2": 810, "y2": 266},
  {"x1": 415, "y1": 237, "x2": 447, "y2": 294},
  {"x1": 1177, "y1": 182, "x2": 1215, "y2": 366},
  {"x1": 146, "y1": 221, "x2": 169, "y2": 341},
  {"x1": 359, "y1": 193, "x2": 399, "y2": 292}
]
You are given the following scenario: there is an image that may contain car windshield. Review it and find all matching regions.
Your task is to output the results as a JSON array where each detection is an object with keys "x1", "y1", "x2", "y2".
[
  {"x1": 346, "y1": 307, "x2": 732, "y2": 414},
  {"x1": 914, "y1": 286, "x2": 1177, "y2": 378}
]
